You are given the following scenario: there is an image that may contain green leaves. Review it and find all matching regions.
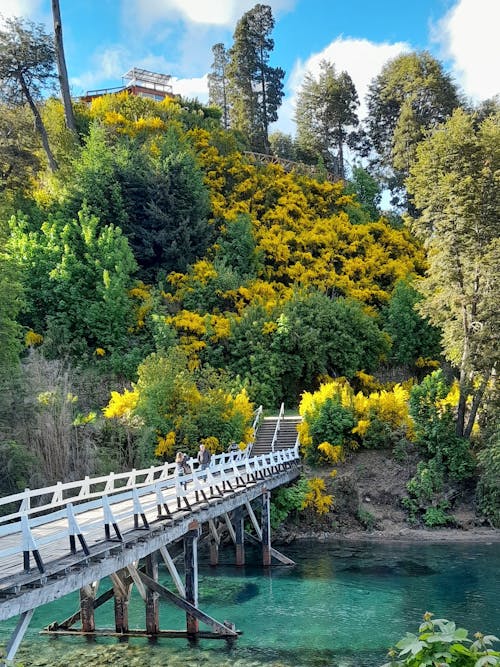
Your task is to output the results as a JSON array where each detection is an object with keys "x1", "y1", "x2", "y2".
[{"x1": 385, "y1": 613, "x2": 500, "y2": 667}]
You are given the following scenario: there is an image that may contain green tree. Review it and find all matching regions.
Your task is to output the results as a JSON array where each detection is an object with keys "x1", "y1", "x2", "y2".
[
  {"x1": 383, "y1": 278, "x2": 441, "y2": 366},
  {"x1": 215, "y1": 213, "x2": 261, "y2": 279},
  {"x1": 345, "y1": 165, "x2": 382, "y2": 221},
  {"x1": 406, "y1": 108, "x2": 499, "y2": 438},
  {"x1": 0, "y1": 103, "x2": 40, "y2": 196},
  {"x1": 208, "y1": 43, "x2": 231, "y2": 130},
  {"x1": 0, "y1": 219, "x2": 23, "y2": 376},
  {"x1": 269, "y1": 131, "x2": 297, "y2": 160},
  {"x1": 0, "y1": 16, "x2": 58, "y2": 171},
  {"x1": 227, "y1": 3, "x2": 284, "y2": 153},
  {"x1": 10, "y1": 207, "x2": 138, "y2": 368},
  {"x1": 295, "y1": 60, "x2": 359, "y2": 178},
  {"x1": 366, "y1": 51, "x2": 460, "y2": 206},
  {"x1": 139, "y1": 129, "x2": 213, "y2": 280}
]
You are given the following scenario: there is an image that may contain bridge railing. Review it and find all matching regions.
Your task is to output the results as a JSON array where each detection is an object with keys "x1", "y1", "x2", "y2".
[
  {"x1": 0, "y1": 446, "x2": 252, "y2": 526},
  {"x1": 0, "y1": 446, "x2": 299, "y2": 577},
  {"x1": 270, "y1": 402, "x2": 285, "y2": 452},
  {"x1": 246, "y1": 405, "x2": 263, "y2": 457}
]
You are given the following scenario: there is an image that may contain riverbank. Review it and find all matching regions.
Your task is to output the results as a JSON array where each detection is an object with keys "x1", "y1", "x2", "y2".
[
  {"x1": 277, "y1": 448, "x2": 499, "y2": 544},
  {"x1": 285, "y1": 526, "x2": 500, "y2": 543}
]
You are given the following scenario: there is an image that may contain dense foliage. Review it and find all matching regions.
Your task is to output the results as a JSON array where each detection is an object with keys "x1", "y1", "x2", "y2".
[{"x1": 0, "y1": 4, "x2": 497, "y2": 529}]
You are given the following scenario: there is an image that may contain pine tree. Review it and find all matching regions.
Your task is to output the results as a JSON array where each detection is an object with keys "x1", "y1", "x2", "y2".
[
  {"x1": 227, "y1": 4, "x2": 284, "y2": 153},
  {"x1": 295, "y1": 60, "x2": 359, "y2": 178},
  {"x1": 208, "y1": 43, "x2": 231, "y2": 130}
]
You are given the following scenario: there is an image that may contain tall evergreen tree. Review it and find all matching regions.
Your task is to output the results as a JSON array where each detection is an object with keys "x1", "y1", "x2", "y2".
[
  {"x1": 406, "y1": 108, "x2": 499, "y2": 438},
  {"x1": 208, "y1": 43, "x2": 231, "y2": 130},
  {"x1": 366, "y1": 51, "x2": 460, "y2": 206},
  {"x1": 295, "y1": 60, "x2": 359, "y2": 178},
  {"x1": 227, "y1": 4, "x2": 284, "y2": 153}
]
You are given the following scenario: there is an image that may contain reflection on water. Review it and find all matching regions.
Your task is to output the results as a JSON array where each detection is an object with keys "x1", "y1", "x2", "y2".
[{"x1": 1, "y1": 539, "x2": 498, "y2": 667}]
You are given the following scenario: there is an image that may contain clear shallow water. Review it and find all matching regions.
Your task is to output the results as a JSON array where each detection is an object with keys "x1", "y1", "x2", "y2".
[{"x1": 1, "y1": 539, "x2": 499, "y2": 666}]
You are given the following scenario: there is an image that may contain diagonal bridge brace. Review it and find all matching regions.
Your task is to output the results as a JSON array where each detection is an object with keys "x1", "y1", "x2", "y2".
[{"x1": 137, "y1": 571, "x2": 238, "y2": 636}]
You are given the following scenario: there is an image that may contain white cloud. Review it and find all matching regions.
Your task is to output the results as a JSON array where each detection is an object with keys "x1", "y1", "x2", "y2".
[
  {"x1": 171, "y1": 74, "x2": 209, "y2": 101},
  {"x1": 122, "y1": 0, "x2": 295, "y2": 30},
  {"x1": 433, "y1": 0, "x2": 500, "y2": 101},
  {"x1": 0, "y1": 0, "x2": 43, "y2": 19},
  {"x1": 277, "y1": 37, "x2": 410, "y2": 135},
  {"x1": 70, "y1": 46, "x2": 131, "y2": 94}
]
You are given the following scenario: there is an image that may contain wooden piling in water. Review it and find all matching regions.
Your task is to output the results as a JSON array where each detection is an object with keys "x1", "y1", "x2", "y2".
[
  {"x1": 145, "y1": 552, "x2": 159, "y2": 634},
  {"x1": 184, "y1": 521, "x2": 201, "y2": 634}
]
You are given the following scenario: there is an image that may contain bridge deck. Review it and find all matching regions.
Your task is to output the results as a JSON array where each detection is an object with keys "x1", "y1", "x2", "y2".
[{"x1": 0, "y1": 448, "x2": 300, "y2": 622}]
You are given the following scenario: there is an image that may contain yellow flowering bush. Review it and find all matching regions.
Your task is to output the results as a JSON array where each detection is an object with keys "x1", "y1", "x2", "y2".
[
  {"x1": 299, "y1": 378, "x2": 414, "y2": 460},
  {"x1": 25, "y1": 330, "x2": 43, "y2": 347},
  {"x1": 103, "y1": 388, "x2": 139, "y2": 420},
  {"x1": 317, "y1": 442, "x2": 343, "y2": 464},
  {"x1": 302, "y1": 478, "x2": 334, "y2": 515},
  {"x1": 155, "y1": 431, "x2": 176, "y2": 458}
]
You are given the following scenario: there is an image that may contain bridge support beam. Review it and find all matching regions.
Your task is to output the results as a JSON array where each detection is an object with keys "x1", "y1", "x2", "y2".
[
  {"x1": 234, "y1": 505, "x2": 245, "y2": 566},
  {"x1": 261, "y1": 490, "x2": 271, "y2": 566},
  {"x1": 80, "y1": 582, "x2": 98, "y2": 632},
  {"x1": 2, "y1": 609, "x2": 34, "y2": 666},
  {"x1": 111, "y1": 569, "x2": 131, "y2": 634},
  {"x1": 208, "y1": 519, "x2": 220, "y2": 566},
  {"x1": 184, "y1": 521, "x2": 201, "y2": 634},
  {"x1": 145, "y1": 552, "x2": 159, "y2": 634}
]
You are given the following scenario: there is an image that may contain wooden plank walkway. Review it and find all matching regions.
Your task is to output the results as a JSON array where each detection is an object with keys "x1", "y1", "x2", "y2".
[{"x1": 0, "y1": 448, "x2": 301, "y2": 622}]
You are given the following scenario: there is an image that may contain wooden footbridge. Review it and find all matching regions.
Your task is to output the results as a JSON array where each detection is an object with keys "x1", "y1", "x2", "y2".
[{"x1": 0, "y1": 429, "x2": 301, "y2": 664}]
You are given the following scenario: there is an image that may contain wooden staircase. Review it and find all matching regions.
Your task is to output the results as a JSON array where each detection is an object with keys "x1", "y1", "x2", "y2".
[{"x1": 251, "y1": 414, "x2": 301, "y2": 456}]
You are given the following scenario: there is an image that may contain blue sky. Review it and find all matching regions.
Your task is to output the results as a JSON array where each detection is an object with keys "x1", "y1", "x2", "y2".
[{"x1": 3, "y1": 0, "x2": 499, "y2": 135}]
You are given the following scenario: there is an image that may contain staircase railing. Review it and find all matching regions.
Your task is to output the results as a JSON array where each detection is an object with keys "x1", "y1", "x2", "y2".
[
  {"x1": 270, "y1": 402, "x2": 285, "y2": 453},
  {"x1": 246, "y1": 405, "x2": 263, "y2": 457}
]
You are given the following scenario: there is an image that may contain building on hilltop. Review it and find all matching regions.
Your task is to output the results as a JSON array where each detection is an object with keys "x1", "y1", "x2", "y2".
[{"x1": 79, "y1": 67, "x2": 175, "y2": 103}]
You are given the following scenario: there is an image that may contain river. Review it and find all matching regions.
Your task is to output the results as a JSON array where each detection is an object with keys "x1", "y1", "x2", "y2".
[{"x1": 1, "y1": 538, "x2": 499, "y2": 666}]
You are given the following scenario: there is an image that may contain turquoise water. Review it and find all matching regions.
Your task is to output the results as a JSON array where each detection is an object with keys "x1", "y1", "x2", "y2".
[{"x1": 1, "y1": 538, "x2": 499, "y2": 666}]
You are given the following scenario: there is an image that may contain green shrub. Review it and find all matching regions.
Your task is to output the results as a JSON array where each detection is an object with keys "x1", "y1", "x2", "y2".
[
  {"x1": 422, "y1": 504, "x2": 453, "y2": 527},
  {"x1": 270, "y1": 477, "x2": 310, "y2": 529},
  {"x1": 382, "y1": 612, "x2": 500, "y2": 667}
]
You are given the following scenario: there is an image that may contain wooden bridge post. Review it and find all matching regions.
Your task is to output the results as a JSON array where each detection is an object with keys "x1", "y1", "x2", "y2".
[
  {"x1": 208, "y1": 519, "x2": 220, "y2": 566},
  {"x1": 234, "y1": 505, "x2": 245, "y2": 566},
  {"x1": 145, "y1": 552, "x2": 160, "y2": 634},
  {"x1": 79, "y1": 583, "x2": 97, "y2": 632},
  {"x1": 184, "y1": 521, "x2": 201, "y2": 634},
  {"x1": 111, "y1": 569, "x2": 132, "y2": 634},
  {"x1": 261, "y1": 490, "x2": 272, "y2": 566}
]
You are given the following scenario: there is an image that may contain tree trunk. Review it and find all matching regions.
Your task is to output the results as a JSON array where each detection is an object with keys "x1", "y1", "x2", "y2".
[
  {"x1": 337, "y1": 122, "x2": 345, "y2": 179},
  {"x1": 464, "y1": 366, "x2": 494, "y2": 439},
  {"x1": 19, "y1": 75, "x2": 58, "y2": 172},
  {"x1": 52, "y1": 0, "x2": 77, "y2": 135}
]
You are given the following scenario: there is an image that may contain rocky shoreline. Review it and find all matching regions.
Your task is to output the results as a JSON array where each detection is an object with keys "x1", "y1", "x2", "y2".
[{"x1": 282, "y1": 526, "x2": 500, "y2": 543}]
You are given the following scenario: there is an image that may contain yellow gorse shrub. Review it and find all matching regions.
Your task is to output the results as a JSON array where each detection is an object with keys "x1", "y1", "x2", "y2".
[
  {"x1": 103, "y1": 388, "x2": 139, "y2": 419},
  {"x1": 317, "y1": 442, "x2": 343, "y2": 464},
  {"x1": 302, "y1": 478, "x2": 333, "y2": 515},
  {"x1": 25, "y1": 330, "x2": 43, "y2": 347},
  {"x1": 155, "y1": 431, "x2": 176, "y2": 458},
  {"x1": 200, "y1": 436, "x2": 219, "y2": 453}
]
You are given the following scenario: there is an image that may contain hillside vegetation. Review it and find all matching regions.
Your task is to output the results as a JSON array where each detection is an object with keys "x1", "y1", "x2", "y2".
[{"x1": 0, "y1": 8, "x2": 498, "y2": 532}]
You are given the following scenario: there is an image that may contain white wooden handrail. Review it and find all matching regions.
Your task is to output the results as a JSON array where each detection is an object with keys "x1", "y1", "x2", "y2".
[
  {"x1": 246, "y1": 405, "x2": 263, "y2": 456},
  {"x1": 0, "y1": 446, "x2": 253, "y2": 526},
  {"x1": 270, "y1": 402, "x2": 285, "y2": 453},
  {"x1": 0, "y1": 446, "x2": 300, "y2": 572}
]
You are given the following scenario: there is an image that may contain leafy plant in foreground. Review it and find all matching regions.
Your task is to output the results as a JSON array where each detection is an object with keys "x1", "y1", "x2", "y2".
[{"x1": 382, "y1": 612, "x2": 500, "y2": 667}]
